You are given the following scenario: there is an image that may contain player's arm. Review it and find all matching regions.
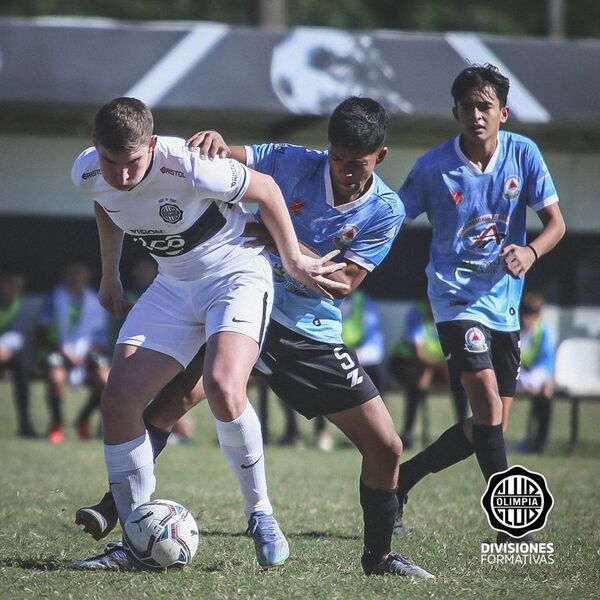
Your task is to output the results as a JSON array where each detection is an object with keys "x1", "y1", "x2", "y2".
[
  {"x1": 186, "y1": 130, "x2": 247, "y2": 163},
  {"x1": 241, "y1": 171, "x2": 349, "y2": 299},
  {"x1": 502, "y1": 203, "x2": 566, "y2": 279},
  {"x1": 94, "y1": 202, "x2": 130, "y2": 318}
]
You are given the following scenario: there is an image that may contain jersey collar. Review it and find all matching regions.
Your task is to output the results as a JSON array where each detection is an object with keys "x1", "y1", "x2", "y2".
[
  {"x1": 323, "y1": 161, "x2": 376, "y2": 213},
  {"x1": 453, "y1": 134, "x2": 501, "y2": 175}
]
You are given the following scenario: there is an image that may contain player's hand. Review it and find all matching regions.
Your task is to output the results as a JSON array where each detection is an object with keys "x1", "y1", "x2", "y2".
[
  {"x1": 285, "y1": 251, "x2": 350, "y2": 300},
  {"x1": 186, "y1": 131, "x2": 230, "y2": 160},
  {"x1": 242, "y1": 221, "x2": 277, "y2": 253},
  {"x1": 98, "y1": 276, "x2": 131, "y2": 319},
  {"x1": 501, "y1": 244, "x2": 537, "y2": 279}
]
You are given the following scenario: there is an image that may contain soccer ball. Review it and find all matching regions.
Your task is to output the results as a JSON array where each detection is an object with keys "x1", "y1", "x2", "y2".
[{"x1": 123, "y1": 499, "x2": 199, "y2": 569}]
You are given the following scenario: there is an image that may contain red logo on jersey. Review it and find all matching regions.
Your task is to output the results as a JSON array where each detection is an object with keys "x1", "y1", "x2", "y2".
[
  {"x1": 474, "y1": 225, "x2": 503, "y2": 247},
  {"x1": 451, "y1": 190, "x2": 463, "y2": 205},
  {"x1": 289, "y1": 198, "x2": 305, "y2": 215}
]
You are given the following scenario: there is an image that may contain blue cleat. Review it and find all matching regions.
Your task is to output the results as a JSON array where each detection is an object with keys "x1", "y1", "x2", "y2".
[
  {"x1": 73, "y1": 540, "x2": 144, "y2": 571},
  {"x1": 246, "y1": 511, "x2": 290, "y2": 568}
]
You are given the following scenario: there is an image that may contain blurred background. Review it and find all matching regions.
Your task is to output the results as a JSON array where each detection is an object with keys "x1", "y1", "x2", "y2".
[{"x1": 0, "y1": 1, "x2": 599, "y2": 444}]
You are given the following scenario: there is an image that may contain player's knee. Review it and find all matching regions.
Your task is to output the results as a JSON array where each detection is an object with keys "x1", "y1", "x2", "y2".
[{"x1": 203, "y1": 372, "x2": 245, "y2": 410}]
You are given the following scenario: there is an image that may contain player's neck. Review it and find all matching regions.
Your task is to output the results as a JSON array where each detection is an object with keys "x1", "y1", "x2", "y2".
[
  {"x1": 459, "y1": 135, "x2": 498, "y2": 171},
  {"x1": 333, "y1": 175, "x2": 373, "y2": 207}
]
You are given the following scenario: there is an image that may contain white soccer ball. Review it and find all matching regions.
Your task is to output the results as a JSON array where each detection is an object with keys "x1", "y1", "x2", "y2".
[{"x1": 123, "y1": 499, "x2": 199, "y2": 569}]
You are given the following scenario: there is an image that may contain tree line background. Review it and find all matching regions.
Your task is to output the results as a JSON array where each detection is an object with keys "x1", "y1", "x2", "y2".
[{"x1": 1, "y1": 0, "x2": 598, "y2": 39}]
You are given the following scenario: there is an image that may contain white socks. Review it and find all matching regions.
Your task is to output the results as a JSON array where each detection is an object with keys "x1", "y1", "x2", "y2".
[
  {"x1": 215, "y1": 401, "x2": 273, "y2": 518},
  {"x1": 104, "y1": 432, "x2": 156, "y2": 526}
]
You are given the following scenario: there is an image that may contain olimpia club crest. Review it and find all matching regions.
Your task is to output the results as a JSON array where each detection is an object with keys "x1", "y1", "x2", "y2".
[
  {"x1": 481, "y1": 465, "x2": 554, "y2": 539},
  {"x1": 159, "y1": 203, "x2": 183, "y2": 224}
]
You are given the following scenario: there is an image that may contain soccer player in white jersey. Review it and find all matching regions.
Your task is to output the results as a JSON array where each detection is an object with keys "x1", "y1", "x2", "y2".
[
  {"x1": 75, "y1": 98, "x2": 434, "y2": 579},
  {"x1": 71, "y1": 97, "x2": 347, "y2": 570},
  {"x1": 392, "y1": 64, "x2": 565, "y2": 542}
]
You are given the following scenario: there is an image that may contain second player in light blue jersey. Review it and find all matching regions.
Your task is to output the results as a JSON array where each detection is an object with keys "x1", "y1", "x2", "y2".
[{"x1": 393, "y1": 64, "x2": 565, "y2": 543}]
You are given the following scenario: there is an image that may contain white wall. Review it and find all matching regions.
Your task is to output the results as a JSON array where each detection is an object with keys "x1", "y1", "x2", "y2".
[{"x1": 1, "y1": 133, "x2": 600, "y2": 233}]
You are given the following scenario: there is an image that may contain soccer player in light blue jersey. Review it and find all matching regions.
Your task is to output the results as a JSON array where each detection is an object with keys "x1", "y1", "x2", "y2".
[
  {"x1": 76, "y1": 98, "x2": 434, "y2": 579},
  {"x1": 392, "y1": 64, "x2": 565, "y2": 542}
]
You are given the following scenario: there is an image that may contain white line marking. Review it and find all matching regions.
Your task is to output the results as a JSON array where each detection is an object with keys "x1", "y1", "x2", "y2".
[
  {"x1": 125, "y1": 23, "x2": 229, "y2": 107},
  {"x1": 445, "y1": 32, "x2": 550, "y2": 123}
]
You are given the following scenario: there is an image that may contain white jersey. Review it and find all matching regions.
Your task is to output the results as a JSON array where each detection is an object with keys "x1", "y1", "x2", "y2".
[{"x1": 71, "y1": 136, "x2": 259, "y2": 281}]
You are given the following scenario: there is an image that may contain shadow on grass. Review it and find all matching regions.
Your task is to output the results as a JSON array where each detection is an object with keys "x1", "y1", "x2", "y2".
[
  {"x1": 201, "y1": 529, "x2": 359, "y2": 541},
  {"x1": 0, "y1": 557, "x2": 72, "y2": 570}
]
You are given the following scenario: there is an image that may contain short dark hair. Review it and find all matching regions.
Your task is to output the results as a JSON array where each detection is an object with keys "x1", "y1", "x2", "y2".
[
  {"x1": 328, "y1": 96, "x2": 388, "y2": 153},
  {"x1": 93, "y1": 97, "x2": 154, "y2": 151},
  {"x1": 451, "y1": 63, "x2": 510, "y2": 107}
]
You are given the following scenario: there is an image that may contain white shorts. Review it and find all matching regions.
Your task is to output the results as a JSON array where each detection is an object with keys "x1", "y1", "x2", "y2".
[{"x1": 117, "y1": 253, "x2": 273, "y2": 367}]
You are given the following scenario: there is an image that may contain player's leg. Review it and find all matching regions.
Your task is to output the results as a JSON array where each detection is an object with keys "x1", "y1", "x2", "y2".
[
  {"x1": 9, "y1": 352, "x2": 35, "y2": 437},
  {"x1": 203, "y1": 330, "x2": 288, "y2": 568},
  {"x1": 75, "y1": 355, "x2": 109, "y2": 440},
  {"x1": 75, "y1": 351, "x2": 206, "y2": 541},
  {"x1": 401, "y1": 360, "x2": 431, "y2": 449},
  {"x1": 327, "y1": 396, "x2": 433, "y2": 579},
  {"x1": 45, "y1": 358, "x2": 68, "y2": 443},
  {"x1": 101, "y1": 344, "x2": 182, "y2": 525}
]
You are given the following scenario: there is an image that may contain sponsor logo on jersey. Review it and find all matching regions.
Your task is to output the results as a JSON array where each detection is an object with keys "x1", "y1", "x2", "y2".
[
  {"x1": 159, "y1": 203, "x2": 183, "y2": 224},
  {"x1": 160, "y1": 166, "x2": 185, "y2": 178},
  {"x1": 227, "y1": 159, "x2": 243, "y2": 188},
  {"x1": 464, "y1": 327, "x2": 488, "y2": 353},
  {"x1": 450, "y1": 190, "x2": 464, "y2": 205},
  {"x1": 289, "y1": 198, "x2": 306, "y2": 215},
  {"x1": 457, "y1": 214, "x2": 509, "y2": 256},
  {"x1": 82, "y1": 168, "x2": 102, "y2": 180},
  {"x1": 481, "y1": 465, "x2": 554, "y2": 539},
  {"x1": 502, "y1": 175, "x2": 522, "y2": 200},
  {"x1": 333, "y1": 224, "x2": 359, "y2": 248}
]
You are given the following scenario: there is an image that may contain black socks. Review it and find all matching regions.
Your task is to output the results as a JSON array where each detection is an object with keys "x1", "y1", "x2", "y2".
[
  {"x1": 360, "y1": 480, "x2": 398, "y2": 563},
  {"x1": 397, "y1": 421, "x2": 474, "y2": 498},
  {"x1": 145, "y1": 420, "x2": 171, "y2": 461},
  {"x1": 472, "y1": 424, "x2": 508, "y2": 481}
]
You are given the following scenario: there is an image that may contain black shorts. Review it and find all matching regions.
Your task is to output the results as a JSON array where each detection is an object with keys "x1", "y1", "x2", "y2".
[
  {"x1": 436, "y1": 320, "x2": 520, "y2": 398},
  {"x1": 253, "y1": 320, "x2": 380, "y2": 419}
]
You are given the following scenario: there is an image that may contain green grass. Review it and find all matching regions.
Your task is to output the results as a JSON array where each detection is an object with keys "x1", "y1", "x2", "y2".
[{"x1": 0, "y1": 381, "x2": 599, "y2": 599}]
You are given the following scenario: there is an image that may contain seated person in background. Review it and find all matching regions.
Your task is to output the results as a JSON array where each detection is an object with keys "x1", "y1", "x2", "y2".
[
  {"x1": 36, "y1": 260, "x2": 110, "y2": 443},
  {"x1": 341, "y1": 289, "x2": 386, "y2": 391},
  {"x1": 390, "y1": 300, "x2": 468, "y2": 449},
  {"x1": 517, "y1": 292, "x2": 556, "y2": 454},
  {"x1": 124, "y1": 256, "x2": 158, "y2": 305},
  {"x1": 0, "y1": 270, "x2": 35, "y2": 438}
]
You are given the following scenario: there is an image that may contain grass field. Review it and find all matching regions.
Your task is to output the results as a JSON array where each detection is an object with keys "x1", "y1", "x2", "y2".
[{"x1": 0, "y1": 380, "x2": 599, "y2": 599}]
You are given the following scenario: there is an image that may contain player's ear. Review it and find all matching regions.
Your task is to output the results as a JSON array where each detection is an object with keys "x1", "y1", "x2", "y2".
[
  {"x1": 452, "y1": 105, "x2": 459, "y2": 121},
  {"x1": 149, "y1": 135, "x2": 157, "y2": 150},
  {"x1": 376, "y1": 146, "x2": 388, "y2": 164},
  {"x1": 500, "y1": 106, "x2": 510, "y2": 124}
]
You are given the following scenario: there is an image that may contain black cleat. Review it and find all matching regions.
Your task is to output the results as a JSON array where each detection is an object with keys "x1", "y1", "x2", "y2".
[
  {"x1": 362, "y1": 550, "x2": 434, "y2": 579},
  {"x1": 75, "y1": 492, "x2": 119, "y2": 541},
  {"x1": 393, "y1": 494, "x2": 408, "y2": 536}
]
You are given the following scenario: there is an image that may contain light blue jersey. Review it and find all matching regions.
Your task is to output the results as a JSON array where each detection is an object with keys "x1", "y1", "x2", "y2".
[
  {"x1": 399, "y1": 131, "x2": 558, "y2": 331},
  {"x1": 248, "y1": 143, "x2": 404, "y2": 343}
]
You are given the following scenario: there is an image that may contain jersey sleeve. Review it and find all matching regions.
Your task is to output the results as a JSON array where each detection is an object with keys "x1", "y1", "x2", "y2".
[
  {"x1": 398, "y1": 163, "x2": 427, "y2": 220},
  {"x1": 246, "y1": 143, "x2": 287, "y2": 176},
  {"x1": 525, "y1": 143, "x2": 559, "y2": 212},
  {"x1": 344, "y1": 203, "x2": 405, "y2": 272},
  {"x1": 190, "y1": 154, "x2": 251, "y2": 204}
]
